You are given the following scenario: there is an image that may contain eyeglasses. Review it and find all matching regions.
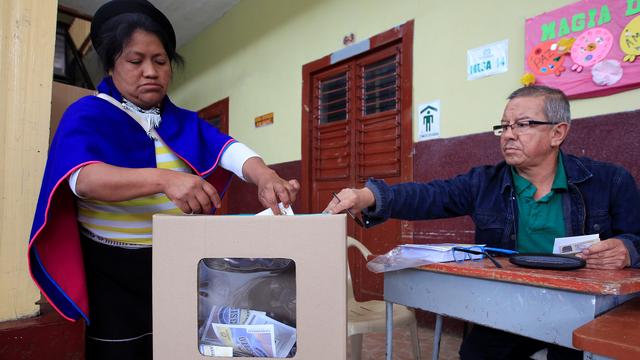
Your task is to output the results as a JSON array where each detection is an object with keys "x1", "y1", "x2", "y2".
[
  {"x1": 492, "y1": 120, "x2": 556, "y2": 136},
  {"x1": 331, "y1": 192, "x2": 364, "y2": 227},
  {"x1": 452, "y1": 246, "x2": 518, "y2": 268}
]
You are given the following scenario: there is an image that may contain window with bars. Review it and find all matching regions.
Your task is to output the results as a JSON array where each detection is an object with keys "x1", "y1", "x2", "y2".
[
  {"x1": 362, "y1": 55, "x2": 398, "y2": 116},
  {"x1": 312, "y1": 50, "x2": 402, "y2": 181},
  {"x1": 356, "y1": 51, "x2": 401, "y2": 180},
  {"x1": 318, "y1": 72, "x2": 348, "y2": 124}
]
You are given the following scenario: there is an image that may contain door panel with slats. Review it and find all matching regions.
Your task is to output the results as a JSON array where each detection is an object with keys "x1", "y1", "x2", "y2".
[
  {"x1": 312, "y1": 67, "x2": 351, "y2": 182},
  {"x1": 311, "y1": 66, "x2": 354, "y2": 220},
  {"x1": 316, "y1": 123, "x2": 350, "y2": 180},
  {"x1": 356, "y1": 47, "x2": 402, "y2": 183},
  {"x1": 309, "y1": 46, "x2": 406, "y2": 300},
  {"x1": 304, "y1": 21, "x2": 414, "y2": 301},
  {"x1": 358, "y1": 116, "x2": 401, "y2": 179}
]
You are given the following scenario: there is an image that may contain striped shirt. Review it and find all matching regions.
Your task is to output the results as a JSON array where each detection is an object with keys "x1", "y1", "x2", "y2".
[
  {"x1": 71, "y1": 97, "x2": 258, "y2": 247},
  {"x1": 76, "y1": 138, "x2": 187, "y2": 247}
]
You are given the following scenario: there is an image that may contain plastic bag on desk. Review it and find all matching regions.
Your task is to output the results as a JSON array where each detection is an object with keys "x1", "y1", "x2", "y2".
[{"x1": 366, "y1": 245, "x2": 437, "y2": 273}]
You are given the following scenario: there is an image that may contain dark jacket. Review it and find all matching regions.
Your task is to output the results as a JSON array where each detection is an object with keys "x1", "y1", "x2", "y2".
[{"x1": 363, "y1": 152, "x2": 640, "y2": 268}]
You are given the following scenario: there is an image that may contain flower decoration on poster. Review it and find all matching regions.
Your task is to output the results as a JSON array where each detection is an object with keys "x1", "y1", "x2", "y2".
[{"x1": 524, "y1": 0, "x2": 640, "y2": 99}]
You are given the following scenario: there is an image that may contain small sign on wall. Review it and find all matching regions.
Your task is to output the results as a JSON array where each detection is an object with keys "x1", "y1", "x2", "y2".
[
  {"x1": 467, "y1": 39, "x2": 509, "y2": 80},
  {"x1": 416, "y1": 100, "x2": 440, "y2": 141},
  {"x1": 255, "y1": 112, "x2": 274, "y2": 128}
]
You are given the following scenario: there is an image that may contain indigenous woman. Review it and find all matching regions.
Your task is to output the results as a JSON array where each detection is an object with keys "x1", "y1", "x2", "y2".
[{"x1": 28, "y1": 1, "x2": 299, "y2": 358}]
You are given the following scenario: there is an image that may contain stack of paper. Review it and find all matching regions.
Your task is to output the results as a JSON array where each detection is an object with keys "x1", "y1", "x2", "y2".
[
  {"x1": 399, "y1": 243, "x2": 485, "y2": 262},
  {"x1": 200, "y1": 306, "x2": 296, "y2": 358},
  {"x1": 366, "y1": 243, "x2": 485, "y2": 273}
]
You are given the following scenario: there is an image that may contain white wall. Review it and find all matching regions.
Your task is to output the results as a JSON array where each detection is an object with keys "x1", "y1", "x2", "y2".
[{"x1": 171, "y1": 0, "x2": 639, "y2": 164}]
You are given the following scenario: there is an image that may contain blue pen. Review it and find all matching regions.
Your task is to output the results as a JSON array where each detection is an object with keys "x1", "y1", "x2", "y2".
[{"x1": 483, "y1": 247, "x2": 519, "y2": 255}]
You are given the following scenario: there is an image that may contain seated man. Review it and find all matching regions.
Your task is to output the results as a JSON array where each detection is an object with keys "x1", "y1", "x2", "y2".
[{"x1": 323, "y1": 85, "x2": 640, "y2": 360}]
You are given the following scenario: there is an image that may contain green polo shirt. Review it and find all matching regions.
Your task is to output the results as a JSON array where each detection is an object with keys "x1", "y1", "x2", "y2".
[{"x1": 511, "y1": 156, "x2": 567, "y2": 253}]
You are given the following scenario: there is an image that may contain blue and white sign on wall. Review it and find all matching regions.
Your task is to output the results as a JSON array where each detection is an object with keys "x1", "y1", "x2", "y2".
[
  {"x1": 467, "y1": 39, "x2": 509, "y2": 80},
  {"x1": 417, "y1": 100, "x2": 440, "y2": 141}
]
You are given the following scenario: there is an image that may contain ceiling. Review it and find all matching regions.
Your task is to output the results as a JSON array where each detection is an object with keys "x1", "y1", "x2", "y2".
[{"x1": 59, "y1": 0, "x2": 240, "y2": 48}]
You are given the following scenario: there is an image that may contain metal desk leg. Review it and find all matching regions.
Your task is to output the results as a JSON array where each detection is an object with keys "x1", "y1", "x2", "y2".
[
  {"x1": 584, "y1": 352, "x2": 614, "y2": 360},
  {"x1": 432, "y1": 314, "x2": 443, "y2": 360},
  {"x1": 386, "y1": 301, "x2": 393, "y2": 360}
]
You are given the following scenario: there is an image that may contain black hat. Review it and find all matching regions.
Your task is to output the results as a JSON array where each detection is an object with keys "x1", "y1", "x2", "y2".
[{"x1": 90, "y1": 0, "x2": 176, "y2": 52}]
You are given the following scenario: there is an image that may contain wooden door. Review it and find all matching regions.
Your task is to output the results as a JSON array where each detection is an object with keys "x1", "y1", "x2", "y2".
[
  {"x1": 302, "y1": 21, "x2": 414, "y2": 301},
  {"x1": 198, "y1": 97, "x2": 231, "y2": 214}
]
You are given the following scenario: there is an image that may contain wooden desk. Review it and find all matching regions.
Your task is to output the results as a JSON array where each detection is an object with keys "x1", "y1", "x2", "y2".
[
  {"x1": 573, "y1": 297, "x2": 640, "y2": 360},
  {"x1": 383, "y1": 258, "x2": 640, "y2": 360}
]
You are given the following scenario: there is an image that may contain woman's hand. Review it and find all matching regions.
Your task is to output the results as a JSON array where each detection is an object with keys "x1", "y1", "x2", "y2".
[
  {"x1": 76, "y1": 163, "x2": 220, "y2": 214},
  {"x1": 256, "y1": 173, "x2": 300, "y2": 214},
  {"x1": 160, "y1": 170, "x2": 221, "y2": 214},
  {"x1": 242, "y1": 157, "x2": 300, "y2": 214}
]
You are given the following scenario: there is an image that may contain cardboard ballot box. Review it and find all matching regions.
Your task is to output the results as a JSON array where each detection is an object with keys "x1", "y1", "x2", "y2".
[{"x1": 152, "y1": 214, "x2": 347, "y2": 359}]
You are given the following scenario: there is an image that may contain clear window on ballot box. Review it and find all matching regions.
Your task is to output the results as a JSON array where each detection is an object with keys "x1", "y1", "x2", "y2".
[{"x1": 197, "y1": 258, "x2": 297, "y2": 358}]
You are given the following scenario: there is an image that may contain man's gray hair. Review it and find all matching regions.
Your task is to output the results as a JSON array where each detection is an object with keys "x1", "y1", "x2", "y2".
[{"x1": 507, "y1": 85, "x2": 571, "y2": 124}]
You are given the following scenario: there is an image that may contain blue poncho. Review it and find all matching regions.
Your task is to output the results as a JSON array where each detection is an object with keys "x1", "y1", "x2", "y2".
[{"x1": 28, "y1": 77, "x2": 234, "y2": 322}]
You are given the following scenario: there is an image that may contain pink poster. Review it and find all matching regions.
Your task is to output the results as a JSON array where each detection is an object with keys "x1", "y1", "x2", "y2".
[{"x1": 525, "y1": 0, "x2": 640, "y2": 99}]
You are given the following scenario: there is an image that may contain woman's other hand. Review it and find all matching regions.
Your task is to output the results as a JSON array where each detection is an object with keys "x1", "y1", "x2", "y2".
[
  {"x1": 76, "y1": 163, "x2": 220, "y2": 214},
  {"x1": 242, "y1": 157, "x2": 300, "y2": 214},
  {"x1": 160, "y1": 170, "x2": 221, "y2": 214}
]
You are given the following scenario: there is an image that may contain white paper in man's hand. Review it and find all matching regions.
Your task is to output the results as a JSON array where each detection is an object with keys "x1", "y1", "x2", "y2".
[
  {"x1": 255, "y1": 202, "x2": 294, "y2": 216},
  {"x1": 553, "y1": 234, "x2": 600, "y2": 255}
]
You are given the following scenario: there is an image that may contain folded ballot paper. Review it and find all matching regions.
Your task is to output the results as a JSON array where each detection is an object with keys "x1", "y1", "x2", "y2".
[
  {"x1": 553, "y1": 233, "x2": 600, "y2": 255},
  {"x1": 366, "y1": 243, "x2": 484, "y2": 273},
  {"x1": 255, "y1": 202, "x2": 294, "y2": 216}
]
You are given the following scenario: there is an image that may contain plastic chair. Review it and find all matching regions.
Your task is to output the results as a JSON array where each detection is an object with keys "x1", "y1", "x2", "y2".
[{"x1": 347, "y1": 236, "x2": 421, "y2": 360}]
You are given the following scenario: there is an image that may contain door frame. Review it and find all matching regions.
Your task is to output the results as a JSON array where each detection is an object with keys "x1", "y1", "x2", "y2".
[
  {"x1": 198, "y1": 97, "x2": 229, "y2": 134},
  {"x1": 300, "y1": 20, "x2": 414, "y2": 215},
  {"x1": 301, "y1": 21, "x2": 415, "y2": 300}
]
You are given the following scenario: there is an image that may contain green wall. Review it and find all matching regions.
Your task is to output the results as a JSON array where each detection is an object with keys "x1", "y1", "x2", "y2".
[{"x1": 171, "y1": 0, "x2": 640, "y2": 165}]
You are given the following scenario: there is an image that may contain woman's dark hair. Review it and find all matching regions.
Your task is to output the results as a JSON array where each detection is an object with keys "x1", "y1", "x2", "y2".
[{"x1": 94, "y1": 13, "x2": 184, "y2": 72}]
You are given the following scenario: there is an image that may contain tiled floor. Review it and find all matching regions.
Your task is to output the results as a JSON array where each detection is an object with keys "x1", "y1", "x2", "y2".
[{"x1": 347, "y1": 325, "x2": 463, "y2": 360}]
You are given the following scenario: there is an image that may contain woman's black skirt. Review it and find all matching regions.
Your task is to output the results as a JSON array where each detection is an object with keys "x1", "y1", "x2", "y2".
[{"x1": 81, "y1": 233, "x2": 153, "y2": 360}]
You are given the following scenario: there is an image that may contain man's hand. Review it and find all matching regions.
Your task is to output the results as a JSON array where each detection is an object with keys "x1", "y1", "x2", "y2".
[
  {"x1": 323, "y1": 187, "x2": 375, "y2": 215},
  {"x1": 576, "y1": 238, "x2": 631, "y2": 270}
]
